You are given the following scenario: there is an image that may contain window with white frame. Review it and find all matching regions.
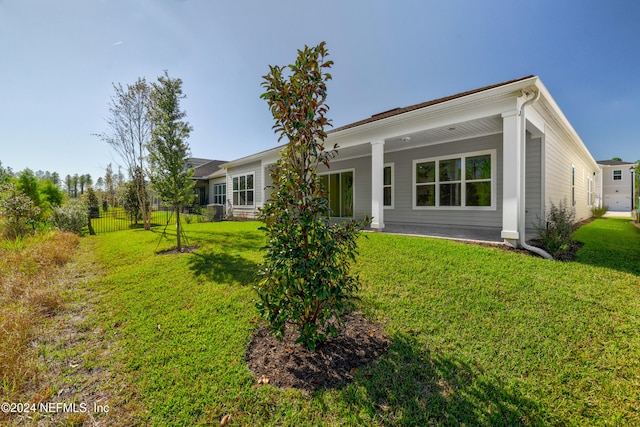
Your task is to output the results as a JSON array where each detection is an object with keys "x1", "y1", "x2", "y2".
[
  {"x1": 213, "y1": 183, "x2": 226, "y2": 205},
  {"x1": 587, "y1": 178, "x2": 593, "y2": 207},
  {"x1": 571, "y1": 165, "x2": 576, "y2": 206},
  {"x1": 414, "y1": 151, "x2": 494, "y2": 208},
  {"x1": 613, "y1": 169, "x2": 622, "y2": 181},
  {"x1": 383, "y1": 163, "x2": 394, "y2": 208},
  {"x1": 232, "y1": 173, "x2": 254, "y2": 206}
]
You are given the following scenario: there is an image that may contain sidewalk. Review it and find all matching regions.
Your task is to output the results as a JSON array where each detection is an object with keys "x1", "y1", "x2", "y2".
[{"x1": 603, "y1": 211, "x2": 634, "y2": 218}]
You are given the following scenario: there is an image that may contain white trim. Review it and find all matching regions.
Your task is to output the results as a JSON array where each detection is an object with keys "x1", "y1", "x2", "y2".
[
  {"x1": 384, "y1": 163, "x2": 394, "y2": 209},
  {"x1": 612, "y1": 169, "x2": 623, "y2": 182},
  {"x1": 318, "y1": 168, "x2": 356, "y2": 218},
  {"x1": 260, "y1": 160, "x2": 267, "y2": 208},
  {"x1": 370, "y1": 140, "x2": 385, "y2": 230},
  {"x1": 412, "y1": 149, "x2": 497, "y2": 210}
]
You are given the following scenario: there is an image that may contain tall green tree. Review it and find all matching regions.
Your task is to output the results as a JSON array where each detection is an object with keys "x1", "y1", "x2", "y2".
[
  {"x1": 104, "y1": 164, "x2": 116, "y2": 208},
  {"x1": 17, "y1": 169, "x2": 41, "y2": 207},
  {"x1": 72, "y1": 174, "x2": 79, "y2": 198},
  {"x1": 78, "y1": 174, "x2": 87, "y2": 195},
  {"x1": 96, "y1": 78, "x2": 153, "y2": 230},
  {"x1": 39, "y1": 179, "x2": 65, "y2": 208},
  {"x1": 147, "y1": 71, "x2": 194, "y2": 252},
  {"x1": 51, "y1": 171, "x2": 60, "y2": 186},
  {"x1": 64, "y1": 174, "x2": 73, "y2": 197},
  {"x1": 0, "y1": 161, "x2": 13, "y2": 183},
  {"x1": 256, "y1": 42, "x2": 370, "y2": 350}
]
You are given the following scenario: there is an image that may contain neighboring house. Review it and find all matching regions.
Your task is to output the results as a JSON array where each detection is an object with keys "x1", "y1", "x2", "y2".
[
  {"x1": 596, "y1": 160, "x2": 636, "y2": 211},
  {"x1": 189, "y1": 158, "x2": 227, "y2": 207},
  {"x1": 220, "y1": 76, "x2": 600, "y2": 248}
]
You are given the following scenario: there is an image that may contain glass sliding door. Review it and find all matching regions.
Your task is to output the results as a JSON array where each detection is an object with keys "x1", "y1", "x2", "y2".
[
  {"x1": 319, "y1": 171, "x2": 353, "y2": 218},
  {"x1": 340, "y1": 171, "x2": 353, "y2": 217}
]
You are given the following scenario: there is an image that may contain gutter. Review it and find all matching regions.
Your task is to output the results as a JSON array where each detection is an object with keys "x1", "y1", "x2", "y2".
[{"x1": 517, "y1": 88, "x2": 554, "y2": 260}]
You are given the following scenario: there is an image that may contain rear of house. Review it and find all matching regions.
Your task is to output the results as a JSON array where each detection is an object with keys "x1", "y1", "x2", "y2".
[{"x1": 220, "y1": 76, "x2": 600, "y2": 248}]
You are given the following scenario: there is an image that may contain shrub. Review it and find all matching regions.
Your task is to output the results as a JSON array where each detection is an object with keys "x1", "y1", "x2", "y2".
[
  {"x1": 0, "y1": 182, "x2": 41, "y2": 240},
  {"x1": 535, "y1": 198, "x2": 576, "y2": 258},
  {"x1": 591, "y1": 205, "x2": 609, "y2": 218},
  {"x1": 51, "y1": 199, "x2": 88, "y2": 234}
]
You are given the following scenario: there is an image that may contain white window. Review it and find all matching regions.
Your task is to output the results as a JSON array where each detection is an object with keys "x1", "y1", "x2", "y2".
[
  {"x1": 383, "y1": 163, "x2": 394, "y2": 209},
  {"x1": 613, "y1": 169, "x2": 622, "y2": 181},
  {"x1": 413, "y1": 150, "x2": 495, "y2": 209},
  {"x1": 571, "y1": 165, "x2": 576, "y2": 206},
  {"x1": 587, "y1": 178, "x2": 593, "y2": 207},
  {"x1": 213, "y1": 183, "x2": 226, "y2": 205},
  {"x1": 232, "y1": 173, "x2": 254, "y2": 206}
]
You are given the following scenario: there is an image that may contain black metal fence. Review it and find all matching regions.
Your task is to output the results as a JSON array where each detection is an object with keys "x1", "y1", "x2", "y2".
[{"x1": 88, "y1": 206, "x2": 217, "y2": 234}]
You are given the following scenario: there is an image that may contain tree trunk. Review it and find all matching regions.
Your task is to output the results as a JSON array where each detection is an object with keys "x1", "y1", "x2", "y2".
[
  {"x1": 176, "y1": 206, "x2": 182, "y2": 252},
  {"x1": 87, "y1": 215, "x2": 96, "y2": 236}
]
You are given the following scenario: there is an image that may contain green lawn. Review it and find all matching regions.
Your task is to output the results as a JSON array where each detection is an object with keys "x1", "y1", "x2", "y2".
[{"x1": 80, "y1": 218, "x2": 640, "y2": 426}]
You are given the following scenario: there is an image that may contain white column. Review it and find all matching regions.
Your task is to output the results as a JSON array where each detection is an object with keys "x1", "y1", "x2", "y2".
[
  {"x1": 371, "y1": 140, "x2": 385, "y2": 231},
  {"x1": 501, "y1": 110, "x2": 521, "y2": 246}
]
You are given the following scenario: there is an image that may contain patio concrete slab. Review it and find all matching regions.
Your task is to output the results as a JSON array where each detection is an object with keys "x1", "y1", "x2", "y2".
[{"x1": 376, "y1": 222, "x2": 504, "y2": 244}]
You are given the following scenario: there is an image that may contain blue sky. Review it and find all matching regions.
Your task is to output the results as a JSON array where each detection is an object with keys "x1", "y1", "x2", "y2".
[{"x1": 1, "y1": 0, "x2": 638, "y2": 182}]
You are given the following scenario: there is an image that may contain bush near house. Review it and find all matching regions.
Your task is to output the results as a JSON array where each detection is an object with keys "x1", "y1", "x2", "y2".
[
  {"x1": 535, "y1": 198, "x2": 576, "y2": 258},
  {"x1": 591, "y1": 204, "x2": 609, "y2": 218}
]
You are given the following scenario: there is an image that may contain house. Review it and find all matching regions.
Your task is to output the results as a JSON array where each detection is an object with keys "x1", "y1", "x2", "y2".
[
  {"x1": 220, "y1": 76, "x2": 600, "y2": 248},
  {"x1": 189, "y1": 158, "x2": 227, "y2": 207},
  {"x1": 596, "y1": 160, "x2": 636, "y2": 212}
]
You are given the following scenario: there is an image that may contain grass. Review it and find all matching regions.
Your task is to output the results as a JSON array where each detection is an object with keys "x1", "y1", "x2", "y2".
[
  {"x1": 353, "y1": 219, "x2": 640, "y2": 425},
  {"x1": 3, "y1": 218, "x2": 639, "y2": 425},
  {"x1": 573, "y1": 217, "x2": 640, "y2": 275}
]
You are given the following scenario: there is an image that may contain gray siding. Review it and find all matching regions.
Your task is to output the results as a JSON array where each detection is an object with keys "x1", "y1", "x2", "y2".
[
  {"x1": 386, "y1": 134, "x2": 503, "y2": 228},
  {"x1": 544, "y1": 127, "x2": 597, "y2": 221},
  {"x1": 317, "y1": 134, "x2": 503, "y2": 228}
]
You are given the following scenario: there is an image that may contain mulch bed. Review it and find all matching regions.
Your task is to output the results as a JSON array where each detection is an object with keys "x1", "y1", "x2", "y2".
[{"x1": 246, "y1": 312, "x2": 389, "y2": 393}]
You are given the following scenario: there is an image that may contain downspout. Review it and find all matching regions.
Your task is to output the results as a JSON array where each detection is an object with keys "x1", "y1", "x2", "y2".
[{"x1": 517, "y1": 88, "x2": 554, "y2": 260}]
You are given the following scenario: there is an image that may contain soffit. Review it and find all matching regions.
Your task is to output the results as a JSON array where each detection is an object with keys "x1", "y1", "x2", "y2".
[{"x1": 326, "y1": 115, "x2": 503, "y2": 160}]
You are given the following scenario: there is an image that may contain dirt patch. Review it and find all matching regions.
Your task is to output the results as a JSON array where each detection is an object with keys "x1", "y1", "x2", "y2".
[
  {"x1": 246, "y1": 313, "x2": 389, "y2": 393},
  {"x1": 156, "y1": 245, "x2": 199, "y2": 255}
]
